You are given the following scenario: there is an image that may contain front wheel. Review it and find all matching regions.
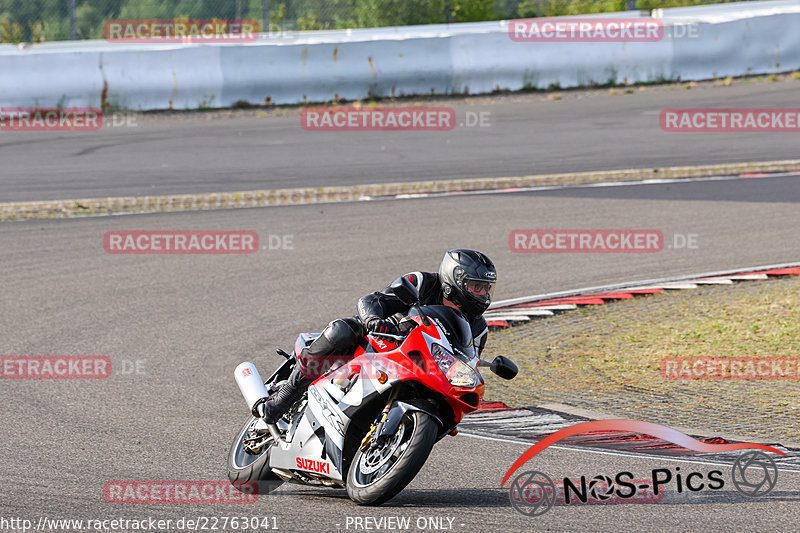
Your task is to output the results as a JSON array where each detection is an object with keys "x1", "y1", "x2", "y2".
[
  {"x1": 346, "y1": 411, "x2": 438, "y2": 506},
  {"x1": 227, "y1": 415, "x2": 284, "y2": 496}
]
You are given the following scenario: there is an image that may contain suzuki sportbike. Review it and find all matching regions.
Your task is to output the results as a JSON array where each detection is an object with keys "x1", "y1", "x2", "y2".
[{"x1": 227, "y1": 278, "x2": 517, "y2": 505}]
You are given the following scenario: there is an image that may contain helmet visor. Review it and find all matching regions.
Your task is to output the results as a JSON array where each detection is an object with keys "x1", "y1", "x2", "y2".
[{"x1": 464, "y1": 279, "x2": 495, "y2": 303}]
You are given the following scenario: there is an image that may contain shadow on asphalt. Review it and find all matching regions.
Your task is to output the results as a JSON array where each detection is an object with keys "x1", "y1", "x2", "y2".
[{"x1": 268, "y1": 487, "x2": 510, "y2": 508}]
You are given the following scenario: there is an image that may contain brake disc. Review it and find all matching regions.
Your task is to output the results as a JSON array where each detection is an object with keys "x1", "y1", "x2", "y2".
[{"x1": 358, "y1": 423, "x2": 405, "y2": 475}]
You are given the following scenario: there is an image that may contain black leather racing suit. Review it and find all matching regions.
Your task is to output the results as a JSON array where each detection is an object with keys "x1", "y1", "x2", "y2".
[{"x1": 297, "y1": 271, "x2": 489, "y2": 379}]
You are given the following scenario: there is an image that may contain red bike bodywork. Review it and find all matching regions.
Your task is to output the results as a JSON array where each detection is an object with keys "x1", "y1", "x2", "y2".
[{"x1": 311, "y1": 314, "x2": 486, "y2": 427}]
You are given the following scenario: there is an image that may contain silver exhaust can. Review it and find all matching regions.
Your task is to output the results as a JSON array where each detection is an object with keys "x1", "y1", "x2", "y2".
[{"x1": 234, "y1": 361, "x2": 270, "y2": 415}]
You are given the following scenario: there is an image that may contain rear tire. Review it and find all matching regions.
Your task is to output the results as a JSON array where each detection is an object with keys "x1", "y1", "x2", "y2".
[
  {"x1": 346, "y1": 411, "x2": 438, "y2": 506},
  {"x1": 227, "y1": 416, "x2": 284, "y2": 496}
]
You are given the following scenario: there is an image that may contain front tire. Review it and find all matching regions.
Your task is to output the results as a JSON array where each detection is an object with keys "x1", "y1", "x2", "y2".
[
  {"x1": 227, "y1": 415, "x2": 284, "y2": 496},
  {"x1": 346, "y1": 411, "x2": 438, "y2": 506}
]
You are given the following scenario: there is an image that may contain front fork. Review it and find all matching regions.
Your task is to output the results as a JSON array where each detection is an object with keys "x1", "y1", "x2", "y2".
[{"x1": 360, "y1": 390, "x2": 398, "y2": 451}]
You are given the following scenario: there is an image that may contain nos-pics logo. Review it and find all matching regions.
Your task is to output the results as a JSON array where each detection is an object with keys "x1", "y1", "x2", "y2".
[{"x1": 501, "y1": 419, "x2": 783, "y2": 517}]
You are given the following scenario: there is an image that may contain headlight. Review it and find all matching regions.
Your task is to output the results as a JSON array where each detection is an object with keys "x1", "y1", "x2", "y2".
[
  {"x1": 432, "y1": 343, "x2": 455, "y2": 372},
  {"x1": 431, "y1": 343, "x2": 481, "y2": 388}
]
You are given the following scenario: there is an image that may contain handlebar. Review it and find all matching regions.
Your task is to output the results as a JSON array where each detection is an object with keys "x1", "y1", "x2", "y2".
[{"x1": 368, "y1": 331, "x2": 406, "y2": 341}]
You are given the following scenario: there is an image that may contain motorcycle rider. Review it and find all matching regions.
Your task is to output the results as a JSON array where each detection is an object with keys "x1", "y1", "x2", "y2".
[{"x1": 260, "y1": 249, "x2": 497, "y2": 423}]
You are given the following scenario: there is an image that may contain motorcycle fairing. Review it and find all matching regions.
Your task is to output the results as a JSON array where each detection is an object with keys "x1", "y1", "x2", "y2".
[
  {"x1": 267, "y1": 355, "x2": 397, "y2": 481},
  {"x1": 338, "y1": 357, "x2": 393, "y2": 417},
  {"x1": 269, "y1": 382, "x2": 347, "y2": 480},
  {"x1": 268, "y1": 405, "x2": 337, "y2": 475}
]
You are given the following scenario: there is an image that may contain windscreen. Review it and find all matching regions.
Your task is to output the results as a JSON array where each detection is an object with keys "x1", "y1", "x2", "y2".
[{"x1": 408, "y1": 305, "x2": 476, "y2": 360}]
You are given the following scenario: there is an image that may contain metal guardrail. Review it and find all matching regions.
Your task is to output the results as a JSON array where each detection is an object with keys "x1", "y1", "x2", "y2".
[{"x1": 1, "y1": 2, "x2": 798, "y2": 110}]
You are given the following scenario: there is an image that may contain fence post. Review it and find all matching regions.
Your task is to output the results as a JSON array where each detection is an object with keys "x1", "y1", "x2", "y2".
[
  {"x1": 262, "y1": 0, "x2": 270, "y2": 32},
  {"x1": 69, "y1": 0, "x2": 76, "y2": 40}
]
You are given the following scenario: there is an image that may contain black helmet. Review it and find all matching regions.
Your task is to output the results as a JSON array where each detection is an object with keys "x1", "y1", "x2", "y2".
[{"x1": 439, "y1": 249, "x2": 497, "y2": 318}]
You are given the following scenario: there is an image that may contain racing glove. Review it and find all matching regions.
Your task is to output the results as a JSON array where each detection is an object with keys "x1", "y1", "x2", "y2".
[{"x1": 365, "y1": 317, "x2": 399, "y2": 336}]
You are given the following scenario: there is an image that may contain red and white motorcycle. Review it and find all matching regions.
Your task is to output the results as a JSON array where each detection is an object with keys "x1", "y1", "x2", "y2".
[{"x1": 227, "y1": 278, "x2": 517, "y2": 505}]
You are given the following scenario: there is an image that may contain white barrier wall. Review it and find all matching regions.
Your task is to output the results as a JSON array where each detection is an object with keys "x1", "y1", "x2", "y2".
[{"x1": 1, "y1": 1, "x2": 799, "y2": 110}]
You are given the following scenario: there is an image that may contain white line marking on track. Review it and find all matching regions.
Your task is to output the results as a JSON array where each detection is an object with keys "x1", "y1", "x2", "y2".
[
  {"x1": 391, "y1": 172, "x2": 800, "y2": 202},
  {"x1": 485, "y1": 310, "x2": 554, "y2": 318}
]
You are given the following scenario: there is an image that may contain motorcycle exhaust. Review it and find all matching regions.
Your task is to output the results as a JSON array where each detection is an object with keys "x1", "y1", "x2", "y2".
[{"x1": 235, "y1": 361, "x2": 270, "y2": 417}]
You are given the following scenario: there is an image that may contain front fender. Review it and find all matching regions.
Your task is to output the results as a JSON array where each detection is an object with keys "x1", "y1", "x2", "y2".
[{"x1": 377, "y1": 400, "x2": 444, "y2": 440}]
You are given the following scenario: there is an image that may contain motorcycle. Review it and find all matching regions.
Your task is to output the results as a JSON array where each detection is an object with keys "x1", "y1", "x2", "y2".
[{"x1": 227, "y1": 277, "x2": 518, "y2": 505}]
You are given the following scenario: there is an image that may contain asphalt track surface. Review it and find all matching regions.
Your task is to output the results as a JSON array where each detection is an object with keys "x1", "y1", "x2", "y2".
[
  {"x1": 3, "y1": 81, "x2": 800, "y2": 202},
  {"x1": 2, "y1": 174, "x2": 800, "y2": 532}
]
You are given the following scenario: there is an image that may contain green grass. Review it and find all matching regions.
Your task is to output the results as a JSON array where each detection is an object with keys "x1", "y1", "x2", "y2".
[{"x1": 482, "y1": 276, "x2": 800, "y2": 438}]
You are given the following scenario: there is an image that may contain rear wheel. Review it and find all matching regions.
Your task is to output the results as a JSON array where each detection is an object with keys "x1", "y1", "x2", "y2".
[
  {"x1": 346, "y1": 411, "x2": 438, "y2": 506},
  {"x1": 227, "y1": 415, "x2": 284, "y2": 496}
]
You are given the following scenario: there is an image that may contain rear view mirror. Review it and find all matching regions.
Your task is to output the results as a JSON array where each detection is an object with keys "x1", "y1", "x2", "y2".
[
  {"x1": 390, "y1": 277, "x2": 419, "y2": 306},
  {"x1": 490, "y1": 356, "x2": 518, "y2": 380}
]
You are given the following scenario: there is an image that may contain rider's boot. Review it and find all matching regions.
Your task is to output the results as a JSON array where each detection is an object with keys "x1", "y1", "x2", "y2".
[{"x1": 259, "y1": 364, "x2": 312, "y2": 423}]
